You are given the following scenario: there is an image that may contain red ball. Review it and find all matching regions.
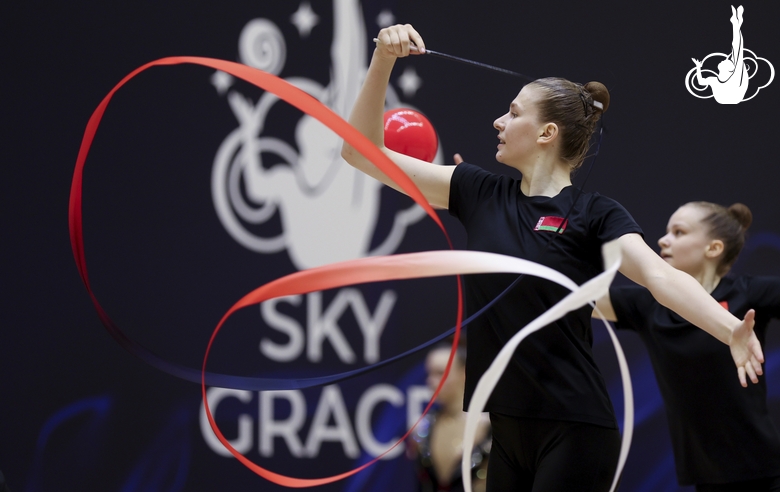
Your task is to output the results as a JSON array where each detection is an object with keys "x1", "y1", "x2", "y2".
[{"x1": 383, "y1": 108, "x2": 438, "y2": 162}]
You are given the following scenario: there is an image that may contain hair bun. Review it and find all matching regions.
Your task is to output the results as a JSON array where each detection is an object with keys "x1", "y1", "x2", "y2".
[
  {"x1": 584, "y1": 81, "x2": 610, "y2": 113},
  {"x1": 728, "y1": 203, "x2": 753, "y2": 230}
]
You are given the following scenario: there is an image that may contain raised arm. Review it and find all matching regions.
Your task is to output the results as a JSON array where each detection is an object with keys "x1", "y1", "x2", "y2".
[
  {"x1": 616, "y1": 233, "x2": 764, "y2": 387},
  {"x1": 730, "y1": 6, "x2": 745, "y2": 76},
  {"x1": 340, "y1": 24, "x2": 455, "y2": 208}
]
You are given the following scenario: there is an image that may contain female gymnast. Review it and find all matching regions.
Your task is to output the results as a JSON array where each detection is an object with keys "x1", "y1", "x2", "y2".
[
  {"x1": 596, "y1": 202, "x2": 780, "y2": 491},
  {"x1": 340, "y1": 23, "x2": 763, "y2": 491},
  {"x1": 407, "y1": 342, "x2": 491, "y2": 492}
]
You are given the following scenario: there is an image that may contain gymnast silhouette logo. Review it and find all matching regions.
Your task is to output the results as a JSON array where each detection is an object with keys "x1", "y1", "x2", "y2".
[
  {"x1": 210, "y1": 0, "x2": 437, "y2": 270},
  {"x1": 685, "y1": 5, "x2": 774, "y2": 104}
]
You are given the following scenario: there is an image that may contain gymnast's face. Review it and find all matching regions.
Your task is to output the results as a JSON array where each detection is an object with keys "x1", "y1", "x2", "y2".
[
  {"x1": 657, "y1": 205, "x2": 714, "y2": 275},
  {"x1": 425, "y1": 348, "x2": 465, "y2": 405},
  {"x1": 493, "y1": 85, "x2": 545, "y2": 166}
]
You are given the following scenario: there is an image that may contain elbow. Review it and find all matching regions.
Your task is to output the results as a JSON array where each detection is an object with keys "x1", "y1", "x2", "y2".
[
  {"x1": 625, "y1": 260, "x2": 671, "y2": 295},
  {"x1": 342, "y1": 141, "x2": 389, "y2": 171},
  {"x1": 641, "y1": 261, "x2": 675, "y2": 291},
  {"x1": 341, "y1": 140, "x2": 371, "y2": 166},
  {"x1": 642, "y1": 272, "x2": 669, "y2": 296},
  {"x1": 643, "y1": 267, "x2": 691, "y2": 310},
  {"x1": 341, "y1": 141, "x2": 365, "y2": 169},
  {"x1": 340, "y1": 141, "x2": 354, "y2": 163}
]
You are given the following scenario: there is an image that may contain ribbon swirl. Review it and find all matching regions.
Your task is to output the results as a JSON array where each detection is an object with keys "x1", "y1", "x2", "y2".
[
  {"x1": 68, "y1": 56, "x2": 463, "y2": 488},
  {"x1": 69, "y1": 57, "x2": 633, "y2": 489}
]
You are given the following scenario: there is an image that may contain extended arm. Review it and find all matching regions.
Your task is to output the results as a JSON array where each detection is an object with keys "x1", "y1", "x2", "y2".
[
  {"x1": 340, "y1": 25, "x2": 454, "y2": 208},
  {"x1": 616, "y1": 233, "x2": 763, "y2": 386},
  {"x1": 692, "y1": 58, "x2": 711, "y2": 87}
]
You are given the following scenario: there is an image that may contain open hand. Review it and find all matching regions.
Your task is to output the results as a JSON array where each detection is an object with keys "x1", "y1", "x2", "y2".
[{"x1": 729, "y1": 309, "x2": 764, "y2": 387}]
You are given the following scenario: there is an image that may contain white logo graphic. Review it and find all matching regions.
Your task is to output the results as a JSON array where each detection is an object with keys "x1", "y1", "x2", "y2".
[
  {"x1": 211, "y1": 0, "x2": 440, "y2": 270},
  {"x1": 685, "y1": 5, "x2": 774, "y2": 104}
]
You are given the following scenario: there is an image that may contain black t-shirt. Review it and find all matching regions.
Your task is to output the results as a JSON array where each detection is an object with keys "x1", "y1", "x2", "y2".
[
  {"x1": 611, "y1": 276, "x2": 780, "y2": 485},
  {"x1": 448, "y1": 162, "x2": 643, "y2": 428}
]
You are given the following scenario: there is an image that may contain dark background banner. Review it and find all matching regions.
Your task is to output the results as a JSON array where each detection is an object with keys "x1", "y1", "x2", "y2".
[{"x1": 2, "y1": 1, "x2": 779, "y2": 491}]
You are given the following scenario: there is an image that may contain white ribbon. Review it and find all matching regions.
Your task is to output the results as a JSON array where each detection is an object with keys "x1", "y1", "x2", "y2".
[{"x1": 461, "y1": 240, "x2": 633, "y2": 492}]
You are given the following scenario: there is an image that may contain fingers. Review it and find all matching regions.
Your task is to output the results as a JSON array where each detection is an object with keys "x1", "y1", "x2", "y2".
[
  {"x1": 731, "y1": 309, "x2": 763, "y2": 387},
  {"x1": 745, "y1": 359, "x2": 759, "y2": 385},
  {"x1": 751, "y1": 338, "x2": 765, "y2": 364},
  {"x1": 453, "y1": 153, "x2": 464, "y2": 165},
  {"x1": 376, "y1": 24, "x2": 425, "y2": 58},
  {"x1": 745, "y1": 309, "x2": 764, "y2": 363},
  {"x1": 751, "y1": 355, "x2": 764, "y2": 377},
  {"x1": 407, "y1": 25, "x2": 425, "y2": 54}
]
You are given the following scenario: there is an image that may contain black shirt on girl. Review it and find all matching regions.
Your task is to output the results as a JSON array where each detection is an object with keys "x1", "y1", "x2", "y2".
[
  {"x1": 611, "y1": 276, "x2": 780, "y2": 485},
  {"x1": 448, "y1": 162, "x2": 642, "y2": 428}
]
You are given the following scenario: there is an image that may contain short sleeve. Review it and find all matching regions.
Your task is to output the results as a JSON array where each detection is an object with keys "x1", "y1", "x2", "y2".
[
  {"x1": 748, "y1": 276, "x2": 780, "y2": 320},
  {"x1": 609, "y1": 285, "x2": 655, "y2": 332},
  {"x1": 448, "y1": 162, "x2": 500, "y2": 225},
  {"x1": 587, "y1": 195, "x2": 643, "y2": 243}
]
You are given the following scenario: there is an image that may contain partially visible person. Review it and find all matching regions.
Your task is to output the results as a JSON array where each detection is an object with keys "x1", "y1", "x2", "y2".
[
  {"x1": 408, "y1": 342, "x2": 490, "y2": 492},
  {"x1": 596, "y1": 202, "x2": 780, "y2": 491}
]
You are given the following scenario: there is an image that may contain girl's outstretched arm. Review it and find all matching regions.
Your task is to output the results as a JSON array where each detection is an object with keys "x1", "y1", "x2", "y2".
[{"x1": 616, "y1": 233, "x2": 764, "y2": 387}]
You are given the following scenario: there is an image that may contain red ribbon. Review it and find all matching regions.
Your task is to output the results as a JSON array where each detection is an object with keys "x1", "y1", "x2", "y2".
[{"x1": 69, "y1": 57, "x2": 463, "y2": 487}]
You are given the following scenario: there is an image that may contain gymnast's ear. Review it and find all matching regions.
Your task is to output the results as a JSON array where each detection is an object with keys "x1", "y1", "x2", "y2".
[
  {"x1": 705, "y1": 239, "x2": 725, "y2": 259},
  {"x1": 537, "y1": 122, "x2": 559, "y2": 144}
]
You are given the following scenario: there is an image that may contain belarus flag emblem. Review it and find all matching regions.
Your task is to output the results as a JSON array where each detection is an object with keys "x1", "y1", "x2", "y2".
[{"x1": 534, "y1": 216, "x2": 568, "y2": 233}]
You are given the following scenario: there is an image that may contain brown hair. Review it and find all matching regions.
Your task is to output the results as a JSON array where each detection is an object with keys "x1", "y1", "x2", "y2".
[
  {"x1": 527, "y1": 78, "x2": 610, "y2": 170},
  {"x1": 689, "y1": 201, "x2": 752, "y2": 275},
  {"x1": 430, "y1": 340, "x2": 466, "y2": 367}
]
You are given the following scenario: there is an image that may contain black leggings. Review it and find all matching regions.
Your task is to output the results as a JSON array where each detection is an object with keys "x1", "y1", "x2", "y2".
[
  {"x1": 695, "y1": 476, "x2": 780, "y2": 492},
  {"x1": 486, "y1": 413, "x2": 621, "y2": 492}
]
